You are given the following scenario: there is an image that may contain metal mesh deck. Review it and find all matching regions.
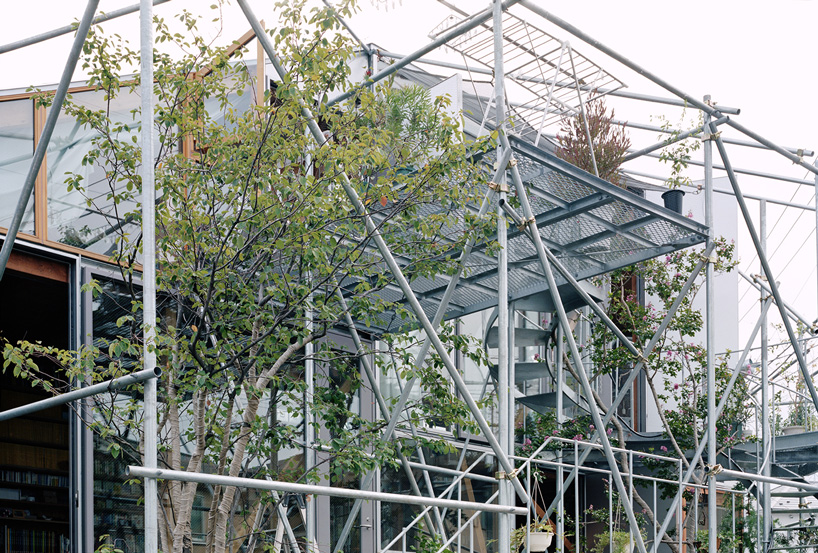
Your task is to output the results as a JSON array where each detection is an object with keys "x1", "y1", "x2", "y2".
[{"x1": 355, "y1": 136, "x2": 707, "y2": 334}]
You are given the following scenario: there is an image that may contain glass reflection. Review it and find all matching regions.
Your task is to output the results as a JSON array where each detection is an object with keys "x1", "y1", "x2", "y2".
[
  {"x1": 47, "y1": 90, "x2": 141, "y2": 256},
  {"x1": 0, "y1": 99, "x2": 34, "y2": 234}
]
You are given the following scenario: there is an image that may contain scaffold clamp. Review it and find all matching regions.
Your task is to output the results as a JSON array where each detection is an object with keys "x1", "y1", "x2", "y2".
[
  {"x1": 705, "y1": 463, "x2": 724, "y2": 477},
  {"x1": 517, "y1": 216, "x2": 535, "y2": 231}
]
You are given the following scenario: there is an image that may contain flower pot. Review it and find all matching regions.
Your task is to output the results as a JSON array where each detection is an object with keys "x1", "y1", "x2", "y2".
[
  {"x1": 783, "y1": 425, "x2": 805, "y2": 435},
  {"x1": 661, "y1": 189, "x2": 685, "y2": 214},
  {"x1": 526, "y1": 531, "x2": 554, "y2": 552}
]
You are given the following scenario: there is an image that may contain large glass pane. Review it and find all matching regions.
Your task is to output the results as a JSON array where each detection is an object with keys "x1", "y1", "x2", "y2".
[
  {"x1": 89, "y1": 275, "x2": 145, "y2": 551},
  {"x1": 0, "y1": 99, "x2": 34, "y2": 234},
  {"x1": 47, "y1": 90, "x2": 141, "y2": 257}
]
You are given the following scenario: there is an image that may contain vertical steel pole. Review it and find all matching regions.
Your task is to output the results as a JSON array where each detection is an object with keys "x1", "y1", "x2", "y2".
[
  {"x1": 494, "y1": 3, "x2": 512, "y2": 553},
  {"x1": 141, "y1": 0, "x2": 158, "y2": 552},
  {"x1": 0, "y1": 0, "x2": 99, "y2": 281},
  {"x1": 760, "y1": 199, "x2": 771, "y2": 550},
  {"x1": 704, "y1": 96, "x2": 717, "y2": 553},
  {"x1": 815, "y1": 161, "x2": 818, "y2": 320},
  {"x1": 305, "y1": 297, "x2": 316, "y2": 553}
]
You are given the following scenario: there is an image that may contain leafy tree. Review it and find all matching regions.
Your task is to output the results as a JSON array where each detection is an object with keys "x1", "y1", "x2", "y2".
[
  {"x1": 554, "y1": 94, "x2": 631, "y2": 187},
  {"x1": 585, "y1": 238, "x2": 747, "y2": 552},
  {"x1": 3, "y1": 2, "x2": 495, "y2": 553}
]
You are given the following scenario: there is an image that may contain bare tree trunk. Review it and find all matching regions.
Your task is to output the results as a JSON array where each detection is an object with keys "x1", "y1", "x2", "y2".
[{"x1": 212, "y1": 336, "x2": 314, "y2": 553}]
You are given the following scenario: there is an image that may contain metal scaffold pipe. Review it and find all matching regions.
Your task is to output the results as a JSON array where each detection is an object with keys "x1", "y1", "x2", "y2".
[
  {"x1": 0, "y1": 0, "x2": 100, "y2": 282},
  {"x1": 0, "y1": 368, "x2": 161, "y2": 422},
  {"x1": 140, "y1": 0, "x2": 158, "y2": 551},
  {"x1": 237, "y1": 0, "x2": 529, "y2": 504},
  {"x1": 0, "y1": 0, "x2": 170, "y2": 55},
  {"x1": 126, "y1": 467, "x2": 528, "y2": 515},
  {"x1": 326, "y1": 0, "x2": 523, "y2": 107}
]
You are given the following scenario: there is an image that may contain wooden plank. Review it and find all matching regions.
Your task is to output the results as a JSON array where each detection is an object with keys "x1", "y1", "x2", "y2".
[{"x1": 5, "y1": 250, "x2": 68, "y2": 283}]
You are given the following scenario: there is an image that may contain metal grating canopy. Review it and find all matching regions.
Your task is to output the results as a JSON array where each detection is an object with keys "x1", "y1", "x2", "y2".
[
  {"x1": 357, "y1": 136, "x2": 708, "y2": 334},
  {"x1": 430, "y1": 9, "x2": 627, "y2": 142}
]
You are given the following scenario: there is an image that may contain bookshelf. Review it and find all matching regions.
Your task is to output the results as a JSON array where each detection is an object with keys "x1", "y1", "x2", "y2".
[{"x1": 0, "y1": 377, "x2": 70, "y2": 553}]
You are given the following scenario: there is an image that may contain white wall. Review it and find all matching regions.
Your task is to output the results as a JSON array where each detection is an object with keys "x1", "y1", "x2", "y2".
[{"x1": 641, "y1": 177, "x2": 739, "y2": 432}]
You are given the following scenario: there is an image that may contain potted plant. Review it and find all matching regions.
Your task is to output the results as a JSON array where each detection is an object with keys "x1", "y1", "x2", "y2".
[
  {"x1": 586, "y1": 482, "x2": 647, "y2": 553},
  {"x1": 510, "y1": 520, "x2": 554, "y2": 552},
  {"x1": 591, "y1": 529, "x2": 635, "y2": 553}
]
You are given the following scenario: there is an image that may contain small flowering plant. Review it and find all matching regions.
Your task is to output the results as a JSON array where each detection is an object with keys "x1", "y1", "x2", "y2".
[
  {"x1": 591, "y1": 239, "x2": 752, "y2": 499},
  {"x1": 516, "y1": 412, "x2": 620, "y2": 458}
]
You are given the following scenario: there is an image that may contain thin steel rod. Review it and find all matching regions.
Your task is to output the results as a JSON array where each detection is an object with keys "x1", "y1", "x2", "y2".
[
  {"x1": 332, "y1": 290, "x2": 442, "y2": 551},
  {"x1": 518, "y1": 1, "x2": 818, "y2": 178},
  {"x1": 535, "y1": 239, "x2": 718, "y2": 521},
  {"x1": 494, "y1": 5, "x2": 512, "y2": 553},
  {"x1": 326, "y1": 0, "x2": 523, "y2": 107},
  {"x1": 238, "y1": 0, "x2": 529, "y2": 503},
  {"x1": 140, "y1": 0, "x2": 158, "y2": 552},
  {"x1": 711, "y1": 124, "x2": 818, "y2": 413},
  {"x1": 126, "y1": 467, "x2": 527, "y2": 514},
  {"x1": 504, "y1": 151, "x2": 649, "y2": 553},
  {"x1": 371, "y1": 151, "x2": 508, "y2": 454},
  {"x1": 761, "y1": 200, "x2": 772, "y2": 550},
  {"x1": 381, "y1": 453, "x2": 490, "y2": 553},
  {"x1": 375, "y1": 51, "x2": 741, "y2": 115},
  {"x1": 714, "y1": 189, "x2": 815, "y2": 212},
  {"x1": 567, "y1": 44, "x2": 599, "y2": 177},
  {"x1": 320, "y1": 0, "x2": 370, "y2": 54},
  {"x1": 0, "y1": 368, "x2": 160, "y2": 422},
  {"x1": 404, "y1": 460, "x2": 495, "y2": 484},
  {"x1": 636, "y1": 149, "x2": 816, "y2": 186},
  {"x1": 621, "y1": 116, "x2": 729, "y2": 163},
  {"x1": 0, "y1": 0, "x2": 99, "y2": 282},
  {"x1": 0, "y1": 0, "x2": 170, "y2": 55},
  {"x1": 651, "y1": 297, "x2": 773, "y2": 550},
  {"x1": 616, "y1": 118, "x2": 811, "y2": 157},
  {"x1": 737, "y1": 271, "x2": 814, "y2": 330},
  {"x1": 704, "y1": 101, "x2": 717, "y2": 553}
]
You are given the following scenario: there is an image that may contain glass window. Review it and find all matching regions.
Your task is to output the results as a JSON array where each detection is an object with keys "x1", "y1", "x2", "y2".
[
  {"x1": 47, "y1": 90, "x2": 141, "y2": 256},
  {"x1": 0, "y1": 99, "x2": 34, "y2": 234}
]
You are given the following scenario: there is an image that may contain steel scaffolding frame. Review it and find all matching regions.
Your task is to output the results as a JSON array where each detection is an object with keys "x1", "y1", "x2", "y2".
[{"x1": 2, "y1": 2, "x2": 818, "y2": 553}]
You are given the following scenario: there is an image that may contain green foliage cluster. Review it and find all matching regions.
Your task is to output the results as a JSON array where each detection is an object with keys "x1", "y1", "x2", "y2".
[
  {"x1": 590, "y1": 239, "x2": 752, "y2": 460},
  {"x1": 2, "y1": 2, "x2": 496, "y2": 552},
  {"x1": 516, "y1": 411, "x2": 620, "y2": 458}
]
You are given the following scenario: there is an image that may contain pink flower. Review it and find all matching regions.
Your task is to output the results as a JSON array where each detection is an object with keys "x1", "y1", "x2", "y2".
[
  {"x1": 607, "y1": 428, "x2": 613, "y2": 435},
  {"x1": 660, "y1": 445, "x2": 668, "y2": 452},
  {"x1": 534, "y1": 353, "x2": 540, "y2": 361},
  {"x1": 674, "y1": 383, "x2": 679, "y2": 390}
]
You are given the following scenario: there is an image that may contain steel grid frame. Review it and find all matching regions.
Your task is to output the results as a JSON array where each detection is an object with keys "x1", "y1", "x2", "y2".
[{"x1": 1, "y1": 2, "x2": 817, "y2": 553}]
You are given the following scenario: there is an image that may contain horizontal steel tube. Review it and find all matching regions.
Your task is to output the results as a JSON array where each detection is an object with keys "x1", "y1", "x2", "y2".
[
  {"x1": 327, "y1": 0, "x2": 523, "y2": 107},
  {"x1": 0, "y1": 368, "x2": 161, "y2": 422},
  {"x1": 716, "y1": 468, "x2": 818, "y2": 491},
  {"x1": 635, "y1": 150, "x2": 815, "y2": 186},
  {"x1": 616, "y1": 119, "x2": 812, "y2": 157},
  {"x1": 0, "y1": 0, "x2": 170, "y2": 55},
  {"x1": 738, "y1": 270, "x2": 814, "y2": 329},
  {"x1": 622, "y1": 116, "x2": 728, "y2": 163},
  {"x1": 127, "y1": 467, "x2": 527, "y2": 514},
  {"x1": 375, "y1": 51, "x2": 741, "y2": 115},
  {"x1": 406, "y1": 460, "x2": 496, "y2": 483},
  {"x1": 519, "y1": 0, "x2": 818, "y2": 177}
]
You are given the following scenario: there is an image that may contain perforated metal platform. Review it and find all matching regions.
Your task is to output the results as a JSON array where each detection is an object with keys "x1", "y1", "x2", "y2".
[{"x1": 356, "y1": 136, "x2": 708, "y2": 334}]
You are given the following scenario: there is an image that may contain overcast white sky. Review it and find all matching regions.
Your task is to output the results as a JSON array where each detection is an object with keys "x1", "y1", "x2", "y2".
[{"x1": 2, "y1": 0, "x2": 817, "y2": 348}]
